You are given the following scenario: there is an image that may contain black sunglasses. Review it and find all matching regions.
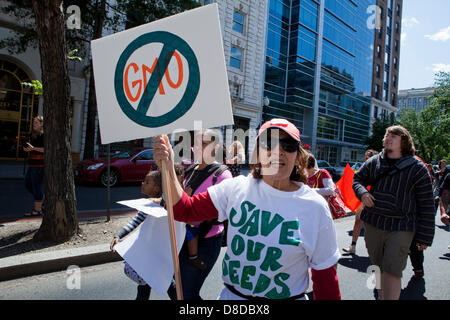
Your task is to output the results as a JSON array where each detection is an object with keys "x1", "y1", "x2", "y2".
[{"x1": 259, "y1": 136, "x2": 299, "y2": 153}]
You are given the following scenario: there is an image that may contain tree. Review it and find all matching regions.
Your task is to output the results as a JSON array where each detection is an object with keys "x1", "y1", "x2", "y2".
[
  {"x1": 115, "y1": 0, "x2": 200, "y2": 29},
  {"x1": 363, "y1": 112, "x2": 396, "y2": 152},
  {"x1": 32, "y1": 0, "x2": 78, "y2": 241},
  {"x1": 396, "y1": 72, "x2": 450, "y2": 162},
  {"x1": 83, "y1": 0, "x2": 107, "y2": 159}
]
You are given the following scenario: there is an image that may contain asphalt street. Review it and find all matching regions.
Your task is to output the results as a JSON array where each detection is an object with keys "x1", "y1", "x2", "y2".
[
  {"x1": 1, "y1": 212, "x2": 448, "y2": 300},
  {"x1": 0, "y1": 179, "x2": 142, "y2": 218}
]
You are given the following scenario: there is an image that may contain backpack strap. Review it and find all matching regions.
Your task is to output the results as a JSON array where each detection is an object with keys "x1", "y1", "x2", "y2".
[{"x1": 212, "y1": 164, "x2": 230, "y2": 185}]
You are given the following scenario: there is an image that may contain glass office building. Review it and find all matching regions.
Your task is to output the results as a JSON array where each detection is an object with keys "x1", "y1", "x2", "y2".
[{"x1": 263, "y1": 0, "x2": 375, "y2": 164}]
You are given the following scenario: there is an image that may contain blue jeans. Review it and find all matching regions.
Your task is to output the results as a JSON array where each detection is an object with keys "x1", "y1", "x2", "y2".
[
  {"x1": 168, "y1": 234, "x2": 223, "y2": 300},
  {"x1": 25, "y1": 167, "x2": 44, "y2": 201}
]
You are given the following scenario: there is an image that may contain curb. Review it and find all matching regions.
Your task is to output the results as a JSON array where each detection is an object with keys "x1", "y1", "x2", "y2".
[
  {"x1": 0, "y1": 208, "x2": 137, "y2": 225},
  {"x1": 0, "y1": 210, "x2": 135, "y2": 282},
  {"x1": 0, "y1": 244, "x2": 123, "y2": 282}
]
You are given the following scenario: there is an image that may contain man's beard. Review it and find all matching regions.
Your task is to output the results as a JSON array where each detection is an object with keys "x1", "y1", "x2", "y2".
[{"x1": 384, "y1": 147, "x2": 392, "y2": 155}]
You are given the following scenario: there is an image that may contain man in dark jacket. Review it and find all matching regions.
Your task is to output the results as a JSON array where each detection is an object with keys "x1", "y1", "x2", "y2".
[{"x1": 353, "y1": 125, "x2": 435, "y2": 300}]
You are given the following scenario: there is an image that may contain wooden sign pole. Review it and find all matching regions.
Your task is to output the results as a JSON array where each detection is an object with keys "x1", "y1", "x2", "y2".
[{"x1": 161, "y1": 161, "x2": 183, "y2": 300}]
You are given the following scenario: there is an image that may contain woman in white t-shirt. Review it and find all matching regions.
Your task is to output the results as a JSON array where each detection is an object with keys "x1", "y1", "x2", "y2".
[{"x1": 153, "y1": 119, "x2": 341, "y2": 300}]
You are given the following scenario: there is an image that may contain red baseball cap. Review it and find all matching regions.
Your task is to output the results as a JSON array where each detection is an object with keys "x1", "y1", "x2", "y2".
[{"x1": 257, "y1": 118, "x2": 301, "y2": 142}]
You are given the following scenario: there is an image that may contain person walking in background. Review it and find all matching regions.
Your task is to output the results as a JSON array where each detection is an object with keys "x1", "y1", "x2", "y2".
[
  {"x1": 171, "y1": 129, "x2": 232, "y2": 300},
  {"x1": 353, "y1": 126, "x2": 435, "y2": 300},
  {"x1": 437, "y1": 167, "x2": 450, "y2": 227},
  {"x1": 437, "y1": 170, "x2": 450, "y2": 249},
  {"x1": 154, "y1": 118, "x2": 341, "y2": 300},
  {"x1": 23, "y1": 115, "x2": 45, "y2": 217},
  {"x1": 306, "y1": 153, "x2": 335, "y2": 198},
  {"x1": 342, "y1": 149, "x2": 379, "y2": 255},
  {"x1": 226, "y1": 140, "x2": 245, "y2": 177}
]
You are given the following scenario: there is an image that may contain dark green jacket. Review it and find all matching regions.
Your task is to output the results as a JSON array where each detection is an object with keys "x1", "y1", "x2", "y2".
[{"x1": 352, "y1": 152, "x2": 435, "y2": 246}]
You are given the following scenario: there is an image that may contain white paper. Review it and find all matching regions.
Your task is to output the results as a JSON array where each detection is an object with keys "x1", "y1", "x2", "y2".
[
  {"x1": 117, "y1": 198, "x2": 168, "y2": 217},
  {"x1": 115, "y1": 206, "x2": 186, "y2": 297},
  {"x1": 91, "y1": 4, "x2": 233, "y2": 144}
]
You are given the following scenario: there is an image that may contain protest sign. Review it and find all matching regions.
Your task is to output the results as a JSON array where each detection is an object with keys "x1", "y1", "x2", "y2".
[{"x1": 91, "y1": 4, "x2": 233, "y2": 144}]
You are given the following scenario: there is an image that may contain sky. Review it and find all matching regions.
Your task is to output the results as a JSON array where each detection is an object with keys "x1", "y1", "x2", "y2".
[{"x1": 398, "y1": 0, "x2": 450, "y2": 90}]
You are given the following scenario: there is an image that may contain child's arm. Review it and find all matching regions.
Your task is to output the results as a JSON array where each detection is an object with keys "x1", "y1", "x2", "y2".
[{"x1": 114, "y1": 211, "x2": 147, "y2": 240}]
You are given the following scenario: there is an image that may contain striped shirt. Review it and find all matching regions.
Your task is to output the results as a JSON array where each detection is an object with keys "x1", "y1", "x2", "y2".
[
  {"x1": 115, "y1": 211, "x2": 147, "y2": 240},
  {"x1": 353, "y1": 152, "x2": 435, "y2": 246}
]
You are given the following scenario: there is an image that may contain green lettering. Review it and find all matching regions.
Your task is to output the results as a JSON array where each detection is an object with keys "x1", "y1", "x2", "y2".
[
  {"x1": 229, "y1": 261, "x2": 241, "y2": 285},
  {"x1": 253, "y1": 273, "x2": 271, "y2": 295},
  {"x1": 229, "y1": 201, "x2": 256, "y2": 227},
  {"x1": 265, "y1": 273, "x2": 291, "y2": 299},
  {"x1": 279, "y1": 220, "x2": 300, "y2": 246},
  {"x1": 246, "y1": 239, "x2": 266, "y2": 261},
  {"x1": 238, "y1": 209, "x2": 260, "y2": 236},
  {"x1": 240, "y1": 265, "x2": 256, "y2": 291},
  {"x1": 260, "y1": 247, "x2": 283, "y2": 272},
  {"x1": 261, "y1": 211, "x2": 284, "y2": 236},
  {"x1": 222, "y1": 258, "x2": 228, "y2": 276},
  {"x1": 230, "y1": 234, "x2": 245, "y2": 256}
]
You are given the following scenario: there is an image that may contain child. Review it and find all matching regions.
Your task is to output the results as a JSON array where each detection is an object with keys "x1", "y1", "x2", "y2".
[{"x1": 110, "y1": 164, "x2": 185, "y2": 300}]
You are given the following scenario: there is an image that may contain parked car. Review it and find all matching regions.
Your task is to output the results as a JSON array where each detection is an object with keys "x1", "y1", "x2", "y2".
[
  {"x1": 351, "y1": 162, "x2": 364, "y2": 172},
  {"x1": 75, "y1": 148, "x2": 192, "y2": 187},
  {"x1": 316, "y1": 160, "x2": 338, "y2": 180},
  {"x1": 334, "y1": 161, "x2": 363, "y2": 178}
]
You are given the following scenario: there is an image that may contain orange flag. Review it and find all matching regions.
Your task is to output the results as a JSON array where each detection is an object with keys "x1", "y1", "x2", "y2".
[{"x1": 335, "y1": 164, "x2": 362, "y2": 212}]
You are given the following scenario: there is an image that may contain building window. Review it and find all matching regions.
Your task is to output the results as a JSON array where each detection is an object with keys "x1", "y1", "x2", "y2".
[
  {"x1": 375, "y1": 84, "x2": 380, "y2": 98},
  {"x1": 317, "y1": 116, "x2": 341, "y2": 141},
  {"x1": 385, "y1": 52, "x2": 390, "y2": 65},
  {"x1": 393, "y1": 57, "x2": 398, "y2": 69},
  {"x1": 396, "y1": 4, "x2": 401, "y2": 16},
  {"x1": 377, "y1": 45, "x2": 381, "y2": 58},
  {"x1": 394, "y1": 39, "x2": 398, "y2": 52},
  {"x1": 378, "y1": 26, "x2": 383, "y2": 39},
  {"x1": 230, "y1": 46, "x2": 243, "y2": 69},
  {"x1": 376, "y1": 64, "x2": 380, "y2": 78},
  {"x1": 232, "y1": 10, "x2": 245, "y2": 34},
  {"x1": 395, "y1": 22, "x2": 399, "y2": 34},
  {"x1": 392, "y1": 93, "x2": 396, "y2": 106},
  {"x1": 374, "y1": 105, "x2": 379, "y2": 118},
  {"x1": 393, "y1": 75, "x2": 397, "y2": 87},
  {"x1": 383, "y1": 88, "x2": 388, "y2": 102}
]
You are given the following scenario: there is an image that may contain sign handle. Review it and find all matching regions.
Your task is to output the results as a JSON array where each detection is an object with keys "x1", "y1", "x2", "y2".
[{"x1": 161, "y1": 161, "x2": 183, "y2": 300}]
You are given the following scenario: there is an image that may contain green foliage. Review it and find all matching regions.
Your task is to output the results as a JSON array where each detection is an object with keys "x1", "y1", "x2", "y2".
[
  {"x1": 396, "y1": 72, "x2": 450, "y2": 162},
  {"x1": 362, "y1": 113, "x2": 396, "y2": 153},
  {"x1": 67, "y1": 48, "x2": 83, "y2": 62},
  {"x1": 21, "y1": 79, "x2": 43, "y2": 95},
  {"x1": 114, "y1": 0, "x2": 201, "y2": 29}
]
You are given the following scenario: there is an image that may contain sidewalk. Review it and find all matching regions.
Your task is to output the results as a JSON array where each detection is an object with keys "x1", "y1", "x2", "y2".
[
  {"x1": 0, "y1": 209, "x2": 136, "y2": 282},
  {"x1": 0, "y1": 161, "x2": 26, "y2": 180}
]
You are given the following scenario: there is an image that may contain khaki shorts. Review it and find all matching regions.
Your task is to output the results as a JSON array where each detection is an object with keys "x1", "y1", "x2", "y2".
[{"x1": 364, "y1": 223, "x2": 414, "y2": 278}]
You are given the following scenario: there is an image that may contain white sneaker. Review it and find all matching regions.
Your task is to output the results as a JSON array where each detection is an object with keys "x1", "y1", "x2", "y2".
[{"x1": 342, "y1": 245, "x2": 356, "y2": 254}]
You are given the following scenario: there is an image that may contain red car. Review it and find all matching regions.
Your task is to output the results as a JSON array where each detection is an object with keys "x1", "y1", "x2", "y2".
[{"x1": 75, "y1": 148, "x2": 191, "y2": 187}]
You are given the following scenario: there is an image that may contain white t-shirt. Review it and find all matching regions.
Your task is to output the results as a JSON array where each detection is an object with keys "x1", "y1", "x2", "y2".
[{"x1": 208, "y1": 175, "x2": 340, "y2": 299}]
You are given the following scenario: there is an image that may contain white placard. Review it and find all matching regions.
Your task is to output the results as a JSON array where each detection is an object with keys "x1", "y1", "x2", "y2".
[
  {"x1": 115, "y1": 205, "x2": 186, "y2": 297},
  {"x1": 117, "y1": 198, "x2": 168, "y2": 217},
  {"x1": 91, "y1": 4, "x2": 233, "y2": 144}
]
